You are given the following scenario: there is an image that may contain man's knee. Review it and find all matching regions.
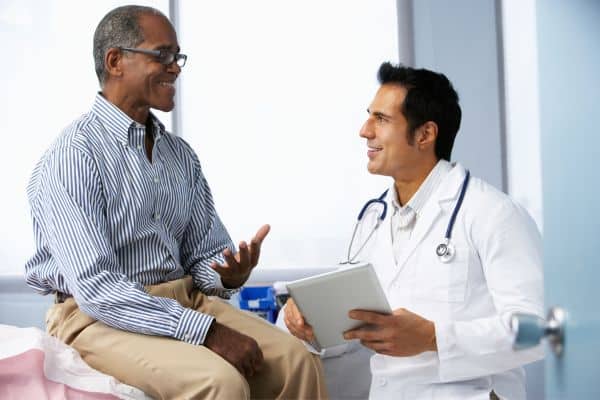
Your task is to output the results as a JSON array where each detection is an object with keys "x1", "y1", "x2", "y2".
[
  {"x1": 114, "y1": 351, "x2": 250, "y2": 400},
  {"x1": 282, "y1": 336, "x2": 322, "y2": 375},
  {"x1": 263, "y1": 335, "x2": 327, "y2": 398},
  {"x1": 199, "y1": 362, "x2": 250, "y2": 400}
]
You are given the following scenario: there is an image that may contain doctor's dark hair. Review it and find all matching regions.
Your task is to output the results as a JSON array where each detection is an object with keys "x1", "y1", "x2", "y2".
[
  {"x1": 377, "y1": 62, "x2": 461, "y2": 161},
  {"x1": 93, "y1": 5, "x2": 166, "y2": 86}
]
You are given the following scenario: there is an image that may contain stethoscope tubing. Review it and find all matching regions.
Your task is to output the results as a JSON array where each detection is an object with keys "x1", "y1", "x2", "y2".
[
  {"x1": 444, "y1": 170, "x2": 470, "y2": 240},
  {"x1": 343, "y1": 190, "x2": 389, "y2": 264},
  {"x1": 343, "y1": 170, "x2": 470, "y2": 265}
]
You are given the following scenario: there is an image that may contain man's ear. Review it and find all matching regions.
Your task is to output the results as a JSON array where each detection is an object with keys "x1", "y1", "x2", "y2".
[
  {"x1": 416, "y1": 121, "x2": 438, "y2": 152},
  {"x1": 104, "y1": 48, "x2": 124, "y2": 80}
]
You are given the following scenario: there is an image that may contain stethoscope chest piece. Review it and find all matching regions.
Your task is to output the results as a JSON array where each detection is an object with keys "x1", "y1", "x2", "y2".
[
  {"x1": 435, "y1": 169, "x2": 471, "y2": 264},
  {"x1": 436, "y1": 241, "x2": 455, "y2": 263}
]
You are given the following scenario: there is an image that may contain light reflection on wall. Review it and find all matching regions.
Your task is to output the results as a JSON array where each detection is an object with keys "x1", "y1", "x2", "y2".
[{"x1": 0, "y1": 0, "x2": 169, "y2": 274}]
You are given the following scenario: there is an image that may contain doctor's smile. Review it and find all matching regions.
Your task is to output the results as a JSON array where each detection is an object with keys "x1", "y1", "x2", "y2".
[{"x1": 367, "y1": 144, "x2": 383, "y2": 158}]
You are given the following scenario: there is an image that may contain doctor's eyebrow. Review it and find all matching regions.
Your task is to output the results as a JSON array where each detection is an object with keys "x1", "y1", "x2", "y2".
[{"x1": 368, "y1": 109, "x2": 392, "y2": 121}]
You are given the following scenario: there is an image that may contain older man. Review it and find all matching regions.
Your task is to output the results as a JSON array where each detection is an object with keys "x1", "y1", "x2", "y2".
[{"x1": 25, "y1": 5, "x2": 326, "y2": 399}]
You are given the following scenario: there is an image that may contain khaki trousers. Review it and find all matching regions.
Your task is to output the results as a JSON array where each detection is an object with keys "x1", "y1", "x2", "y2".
[{"x1": 46, "y1": 276, "x2": 328, "y2": 400}]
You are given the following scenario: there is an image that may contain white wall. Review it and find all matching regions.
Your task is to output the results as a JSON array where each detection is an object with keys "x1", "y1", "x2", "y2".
[
  {"x1": 177, "y1": 1, "x2": 398, "y2": 269},
  {"x1": 0, "y1": 0, "x2": 170, "y2": 275},
  {"x1": 407, "y1": 0, "x2": 543, "y2": 231},
  {"x1": 411, "y1": 0, "x2": 506, "y2": 192}
]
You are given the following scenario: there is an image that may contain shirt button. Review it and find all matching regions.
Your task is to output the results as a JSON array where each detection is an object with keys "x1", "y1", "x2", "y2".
[
  {"x1": 137, "y1": 144, "x2": 142, "y2": 150},
  {"x1": 153, "y1": 176, "x2": 160, "y2": 184},
  {"x1": 183, "y1": 333, "x2": 191, "y2": 341},
  {"x1": 153, "y1": 213, "x2": 161, "y2": 220},
  {"x1": 377, "y1": 377, "x2": 387, "y2": 387}
]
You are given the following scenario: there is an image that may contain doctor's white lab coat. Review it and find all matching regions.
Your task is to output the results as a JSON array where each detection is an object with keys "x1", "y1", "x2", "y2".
[{"x1": 354, "y1": 163, "x2": 544, "y2": 399}]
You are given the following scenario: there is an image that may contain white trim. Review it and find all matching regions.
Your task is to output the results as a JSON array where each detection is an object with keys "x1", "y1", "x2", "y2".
[{"x1": 500, "y1": 0, "x2": 544, "y2": 232}]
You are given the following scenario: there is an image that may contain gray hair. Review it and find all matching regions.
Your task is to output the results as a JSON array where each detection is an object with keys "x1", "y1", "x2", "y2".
[{"x1": 93, "y1": 5, "x2": 166, "y2": 86}]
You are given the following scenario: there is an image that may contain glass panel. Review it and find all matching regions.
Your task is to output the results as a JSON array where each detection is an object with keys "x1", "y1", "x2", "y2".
[{"x1": 177, "y1": 1, "x2": 398, "y2": 269}]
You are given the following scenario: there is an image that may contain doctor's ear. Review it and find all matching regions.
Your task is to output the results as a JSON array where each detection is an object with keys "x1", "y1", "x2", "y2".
[{"x1": 415, "y1": 121, "x2": 438, "y2": 152}]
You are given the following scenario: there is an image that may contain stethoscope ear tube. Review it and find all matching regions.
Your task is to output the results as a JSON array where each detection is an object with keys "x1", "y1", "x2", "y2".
[
  {"x1": 357, "y1": 190, "x2": 388, "y2": 221},
  {"x1": 343, "y1": 190, "x2": 388, "y2": 264}
]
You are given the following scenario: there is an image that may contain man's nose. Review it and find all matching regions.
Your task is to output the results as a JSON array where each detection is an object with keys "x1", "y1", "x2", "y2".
[
  {"x1": 359, "y1": 120, "x2": 373, "y2": 138},
  {"x1": 167, "y1": 61, "x2": 181, "y2": 76}
]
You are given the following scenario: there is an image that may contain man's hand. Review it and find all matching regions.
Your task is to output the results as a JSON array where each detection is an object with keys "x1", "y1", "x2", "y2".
[
  {"x1": 211, "y1": 224, "x2": 270, "y2": 288},
  {"x1": 343, "y1": 308, "x2": 437, "y2": 357},
  {"x1": 283, "y1": 298, "x2": 315, "y2": 342},
  {"x1": 204, "y1": 321, "x2": 264, "y2": 377}
]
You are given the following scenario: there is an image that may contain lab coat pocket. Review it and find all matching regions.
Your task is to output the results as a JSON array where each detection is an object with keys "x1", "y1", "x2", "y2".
[{"x1": 415, "y1": 244, "x2": 470, "y2": 303}]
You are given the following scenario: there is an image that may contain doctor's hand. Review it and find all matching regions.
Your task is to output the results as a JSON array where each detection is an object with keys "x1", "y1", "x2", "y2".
[
  {"x1": 343, "y1": 308, "x2": 437, "y2": 357},
  {"x1": 211, "y1": 224, "x2": 271, "y2": 288},
  {"x1": 283, "y1": 298, "x2": 316, "y2": 342}
]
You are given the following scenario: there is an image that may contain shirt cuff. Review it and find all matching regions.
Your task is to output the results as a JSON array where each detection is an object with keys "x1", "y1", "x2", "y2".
[
  {"x1": 212, "y1": 273, "x2": 241, "y2": 298},
  {"x1": 174, "y1": 308, "x2": 215, "y2": 345},
  {"x1": 433, "y1": 320, "x2": 456, "y2": 377}
]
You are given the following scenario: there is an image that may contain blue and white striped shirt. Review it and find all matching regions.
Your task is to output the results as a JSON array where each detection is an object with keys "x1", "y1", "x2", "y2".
[{"x1": 25, "y1": 94, "x2": 236, "y2": 345}]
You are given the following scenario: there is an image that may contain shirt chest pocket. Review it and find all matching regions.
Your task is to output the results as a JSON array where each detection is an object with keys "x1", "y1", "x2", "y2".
[{"x1": 412, "y1": 243, "x2": 470, "y2": 303}]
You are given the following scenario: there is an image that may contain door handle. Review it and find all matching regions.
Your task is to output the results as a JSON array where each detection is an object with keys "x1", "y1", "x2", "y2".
[{"x1": 511, "y1": 307, "x2": 566, "y2": 356}]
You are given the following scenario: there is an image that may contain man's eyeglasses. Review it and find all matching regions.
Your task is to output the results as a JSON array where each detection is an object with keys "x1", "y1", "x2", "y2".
[{"x1": 119, "y1": 47, "x2": 187, "y2": 67}]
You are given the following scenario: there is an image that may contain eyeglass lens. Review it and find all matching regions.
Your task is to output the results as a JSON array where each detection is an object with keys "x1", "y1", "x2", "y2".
[{"x1": 160, "y1": 51, "x2": 186, "y2": 67}]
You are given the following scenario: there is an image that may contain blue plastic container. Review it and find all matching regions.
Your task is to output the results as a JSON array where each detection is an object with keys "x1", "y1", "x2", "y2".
[{"x1": 238, "y1": 286, "x2": 279, "y2": 323}]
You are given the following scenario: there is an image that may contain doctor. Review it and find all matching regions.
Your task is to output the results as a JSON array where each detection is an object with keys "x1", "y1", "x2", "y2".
[{"x1": 284, "y1": 62, "x2": 544, "y2": 399}]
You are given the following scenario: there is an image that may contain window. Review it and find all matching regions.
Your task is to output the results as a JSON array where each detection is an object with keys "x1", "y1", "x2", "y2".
[
  {"x1": 177, "y1": 1, "x2": 398, "y2": 268},
  {"x1": 0, "y1": 0, "x2": 397, "y2": 274},
  {"x1": 0, "y1": 0, "x2": 169, "y2": 274}
]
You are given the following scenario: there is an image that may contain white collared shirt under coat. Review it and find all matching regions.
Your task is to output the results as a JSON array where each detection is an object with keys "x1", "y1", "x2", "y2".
[{"x1": 354, "y1": 162, "x2": 544, "y2": 399}]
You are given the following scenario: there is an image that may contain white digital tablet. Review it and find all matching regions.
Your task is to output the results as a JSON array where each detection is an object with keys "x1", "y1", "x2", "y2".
[{"x1": 286, "y1": 263, "x2": 391, "y2": 350}]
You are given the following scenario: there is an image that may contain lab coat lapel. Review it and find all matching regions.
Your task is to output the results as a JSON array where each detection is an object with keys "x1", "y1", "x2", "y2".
[
  {"x1": 391, "y1": 165, "x2": 467, "y2": 274},
  {"x1": 370, "y1": 192, "x2": 397, "y2": 288}
]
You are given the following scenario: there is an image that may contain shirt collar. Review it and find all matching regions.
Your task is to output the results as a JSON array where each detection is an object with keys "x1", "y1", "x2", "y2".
[
  {"x1": 90, "y1": 93, "x2": 165, "y2": 147},
  {"x1": 390, "y1": 159, "x2": 453, "y2": 215}
]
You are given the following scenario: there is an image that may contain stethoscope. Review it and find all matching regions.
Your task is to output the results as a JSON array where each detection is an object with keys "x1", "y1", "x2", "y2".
[{"x1": 341, "y1": 170, "x2": 470, "y2": 265}]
